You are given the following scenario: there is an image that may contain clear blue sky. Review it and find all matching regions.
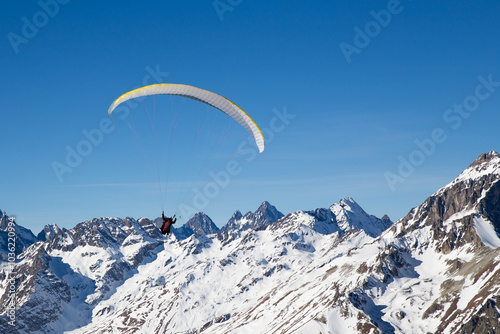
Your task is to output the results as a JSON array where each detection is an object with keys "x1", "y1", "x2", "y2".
[{"x1": 2, "y1": 0, "x2": 500, "y2": 233}]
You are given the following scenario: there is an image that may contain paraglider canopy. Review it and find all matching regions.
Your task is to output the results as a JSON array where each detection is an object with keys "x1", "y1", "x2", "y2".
[{"x1": 108, "y1": 83, "x2": 265, "y2": 153}]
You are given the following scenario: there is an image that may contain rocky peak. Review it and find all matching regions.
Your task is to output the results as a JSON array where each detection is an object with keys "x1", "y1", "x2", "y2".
[
  {"x1": 393, "y1": 151, "x2": 500, "y2": 253},
  {"x1": 184, "y1": 212, "x2": 219, "y2": 236},
  {"x1": 468, "y1": 151, "x2": 499, "y2": 169},
  {"x1": 253, "y1": 201, "x2": 284, "y2": 225},
  {"x1": 446, "y1": 151, "x2": 500, "y2": 190},
  {"x1": 330, "y1": 197, "x2": 392, "y2": 238},
  {"x1": 220, "y1": 201, "x2": 284, "y2": 234},
  {"x1": 227, "y1": 210, "x2": 243, "y2": 226},
  {"x1": 38, "y1": 223, "x2": 63, "y2": 242},
  {"x1": 337, "y1": 197, "x2": 358, "y2": 208},
  {"x1": 0, "y1": 210, "x2": 7, "y2": 229},
  {"x1": 0, "y1": 211, "x2": 38, "y2": 253},
  {"x1": 269, "y1": 198, "x2": 392, "y2": 238}
]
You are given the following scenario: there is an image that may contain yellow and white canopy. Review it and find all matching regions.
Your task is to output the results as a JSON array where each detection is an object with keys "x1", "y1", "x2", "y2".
[{"x1": 108, "y1": 83, "x2": 265, "y2": 153}]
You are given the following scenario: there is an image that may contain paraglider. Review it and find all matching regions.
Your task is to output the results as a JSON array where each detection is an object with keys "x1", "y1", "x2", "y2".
[
  {"x1": 160, "y1": 212, "x2": 176, "y2": 235},
  {"x1": 108, "y1": 83, "x2": 265, "y2": 234}
]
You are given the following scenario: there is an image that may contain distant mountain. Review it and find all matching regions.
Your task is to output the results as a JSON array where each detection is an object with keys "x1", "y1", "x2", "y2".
[
  {"x1": 183, "y1": 212, "x2": 219, "y2": 236},
  {"x1": 330, "y1": 197, "x2": 393, "y2": 237},
  {"x1": 220, "y1": 201, "x2": 284, "y2": 234},
  {"x1": 1, "y1": 151, "x2": 500, "y2": 333},
  {"x1": 271, "y1": 197, "x2": 392, "y2": 238},
  {"x1": 0, "y1": 210, "x2": 38, "y2": 256}
]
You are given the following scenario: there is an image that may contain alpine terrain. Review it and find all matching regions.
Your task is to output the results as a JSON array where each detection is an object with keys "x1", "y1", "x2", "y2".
[{"x1": 1, "y1": 151, "x2": 500, "y2": 333}]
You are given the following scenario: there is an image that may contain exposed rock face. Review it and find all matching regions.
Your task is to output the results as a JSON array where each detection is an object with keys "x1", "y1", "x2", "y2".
[
  {"x1": 0, "y1": 211, "x2": 37, "y2": 255},
  {"x1": 394, "y1": 151, "x2": 500, "y2": 254},
  {"x1": 479, "y1": 179, "x2": 500, "y2": 235},
  {"x1": 458, "y1": 298, "x2": 500, "y2": 334},
  {"x1": 183, "y1": 212, "x2": 219, "y2": 236}
]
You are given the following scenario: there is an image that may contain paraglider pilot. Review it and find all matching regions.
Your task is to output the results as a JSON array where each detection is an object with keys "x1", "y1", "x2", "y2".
[{"x1": 161, "y1": 212, "x2": 176, "y2": 235}]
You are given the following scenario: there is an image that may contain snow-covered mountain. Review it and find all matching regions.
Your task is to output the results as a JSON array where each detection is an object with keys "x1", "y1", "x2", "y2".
[
  {"x1": 330, "y1": 197, "x2": 393, "y2": 237},
  {"x1": 271, "y1": 197, "x2": 392, "y2": 238},
  {"x1": 220, "y1": 201, "x2": 284, "y2": 234},
  {"x1": 1, "y1": 151, "x2": 500, "y2": 333}
]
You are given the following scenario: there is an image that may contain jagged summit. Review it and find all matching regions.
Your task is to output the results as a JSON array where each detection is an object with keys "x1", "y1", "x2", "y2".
[
  {"x1": 253, "y1": 200, "x2": 284, "y2": 225},
  {"x1": 220, "y1": 201, "x2": 284, "y2": 234},
  {"x1": 184, "y1": 212, "x2": 219, "y2": 236},
  {"x1": 0, "y1": 210, "x2": 38, "y2": 253},
  {"x1": 396, "y1": 151, "x2": 500, "y2": 250},
  {"x1": 446, "y1": 151, "x2": 500, "y2": 189},
  {"x1": 336, "y1": 196, "x2": 356, "y2": 207},
  {"x1": 393, "y1": 150, "x2": 500, "y2": 253},
  {"x1": 228, "y1": 210, "x2": 243, "y2": 223},
  {"x1": 37, "y1": 223, "x2": 63, "y2": 241},
  {"x1": 270, "y1": 197, "x2": 392, "y2": 238},
  {"x1": 0, "y1": 210, "x2": 13, "y2": 230},
  {"x1": 329, "y1": 197, "x2": 392, "y2": 238},
  {"x1": 331, "y1": 197, "x2": 368, "y2": 218},
  {"x1": 469, "y1": 150, "x2": 499, "y2": 167}
]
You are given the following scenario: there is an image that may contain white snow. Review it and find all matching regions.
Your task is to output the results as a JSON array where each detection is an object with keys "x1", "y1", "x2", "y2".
[{"x1": 473, "y1": 215, "x2": 500, "y2": 249}]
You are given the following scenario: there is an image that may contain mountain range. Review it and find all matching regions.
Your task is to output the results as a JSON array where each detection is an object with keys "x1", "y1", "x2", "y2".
[{"x1": 1, "y1": 151, "x2": 500, "y2": 333}]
